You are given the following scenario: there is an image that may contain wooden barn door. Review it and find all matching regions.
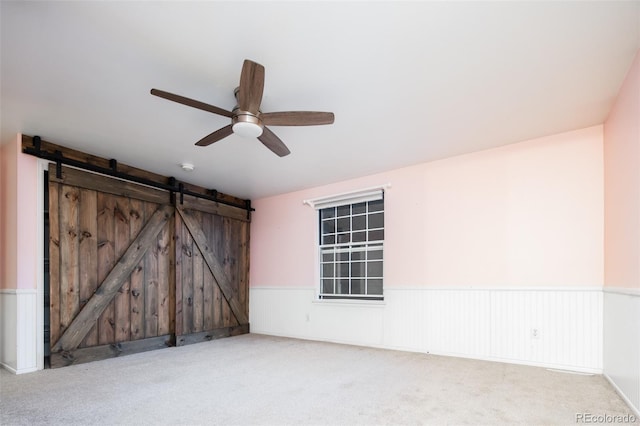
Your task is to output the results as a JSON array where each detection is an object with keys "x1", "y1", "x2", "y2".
[
  {"x1": 174, "y1": 196, "x2": 250, "y2": 345},
  {"x1": 47, "y1": 165, "x2": 250, "y2": 368},
  {"x1": 48, "y1": 166, "x2": 175, "y2": 367}
]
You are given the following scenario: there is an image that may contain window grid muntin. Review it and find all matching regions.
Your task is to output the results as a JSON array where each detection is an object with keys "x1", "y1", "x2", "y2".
[{"x1": 319, "y1": 200, "x2": 384, "y2": 299}]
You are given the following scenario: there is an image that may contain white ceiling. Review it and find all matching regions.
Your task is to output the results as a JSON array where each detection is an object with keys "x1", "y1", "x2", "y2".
[{"x1": 2, "y1": 1, "x2": 639, "y2": 200}]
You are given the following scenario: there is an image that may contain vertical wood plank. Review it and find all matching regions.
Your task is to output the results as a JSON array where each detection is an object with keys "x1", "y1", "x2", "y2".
[
  {"x1": 174, "y1": 211, "x2": 183, "y2": 337},
  {"x1": 114, "y1": 196, "x2": 131, "y2": 343},
  {"x1": 78, "y1": 189, "x2": 98, "y2": 348},
  {"x1": 97, "y1": 193, "x2": 116, "y2": 345},
  {"x1": 157, "y1": 215, "x2": 172, "y2": 336},
  {"x1": 211, "y1": 214, "x2": 224, "y2": 328},
  {"x1": 129, "y1": 199, "x2": 146, "y2": 340},
  {"x1": 202, "y1": 213, "x2": 215, "y2": 331},
  {"x1": 223, "y1": 217, "x2": 238, "y2": 327},
  {"x1": 182, "y1": 216, "x2": 194, "y2": 335},
  {"x1": 168, "y1": 213, "x2": 176, "y2": 339},
  {"x1": 239, "y1": 220, "x2": 250, "y2": 321},
  {"x1": 144, "y1": 203, "x2": 159, "y2": 337},
  {"x1": 49, "y1": 181, "x2": 61, "y2": 347},
  {"x1": 192, "y1": 210, "x2": 205, "y2": 333},
  {"x1": 59, "y1": 185, "x2": 80, "y2": 334}
]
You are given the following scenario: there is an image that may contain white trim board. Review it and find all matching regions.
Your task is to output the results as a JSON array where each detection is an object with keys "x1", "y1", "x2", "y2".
[
  {"x1": 605, "y1": 374, "x2": 640, "y2": 418},
  {"x1": 0, "y1": 290, "x2": 39, "y2": 374},
  {"x1": 36, "y1": 159, "x2": 47, "y2": 371},
  {"x1": 303, "y1": 183, "x2": 391, "y2": 209},
  {"x1": 0, "y1": 289, "x2": 37, "y2": 294},
  {"x1": 381, "y1": 286, "x2": 604, "y2": 292},
  {"x1": 250, "y1": 285, "x2": 604, "y2": 292},
  {"x1": 603, "y1": 287, "x2": 640, "y2": 297},
  {"x1": 603, "y1": 291, "x2": 640, "y2": 414}
]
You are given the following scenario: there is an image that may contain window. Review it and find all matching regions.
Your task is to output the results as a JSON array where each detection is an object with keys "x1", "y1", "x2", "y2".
[{"x1": 318, "y1": 198, "x2": 384, "y2": 300}]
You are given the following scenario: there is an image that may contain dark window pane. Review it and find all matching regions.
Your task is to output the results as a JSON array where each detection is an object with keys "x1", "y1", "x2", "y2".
[
  {"x1": 322, "y1": 219, "x2": 336, "y2": 234},
  {"x1": 367, "y1": 261, "x2": 383, "y2": 277},
  {"x1": 368, "y1": 249, "x2": 383, "y2": 260},
  {"x1": 368, "y1": 199, "x2": 384, "y2": 212},
  {"x1": 351, "y1": 262, "x2": 365, "y2": 277},
  {"x1": 322, "y1": 235, "x2": 335, "y2": 245},
  {"x1": 352, "y1": 202, "x2": 366, "y2": 214},
  {"x1": 351, "y1": 250, "x2": 365, "y2": 261},
  {"x1": 352, "y1": 215, "x2": 366, "y2": 231},
  {"x1": 322, "y1": 279, "x2": 334, "y2": 294},
  {"x1": 337, "y1": 233, "x2": 350, "y2": 244},
  {"x1": 351, "y1": 279, "x2": 365, "y2": 294},
  {"x1": 337, "y1": 205, "x2": 350, "y2": 217},
  {"x1": 322, "y1": 264, "x2": 334, "y2": 278},
  {"x1": 368, "y1": 229, "x2": 384, "y2": 241},
  {"x1": 322, "y1": 252, "x2": 334, "y2": 262},
  {"x1": 321, "y1": 208, "x2": 336, "y2": 219},
  {"x1": 338, "y1": 279, "x2": 350, "y2": 294},
  {"x1": 367, "y1": 279, "x2": 383, "y2": 295},
  {"x1": 337, "y1": 217, "x2": 350, "y2": 232},
  {"x1": 337, "y1": 263, "x2": 350, "y2": 277},
  {"x1": 337, "y1": 251, "x2": 349, "y2": 261},
  {"x1": 369, "y1": 213, "x2": 384, "y2": 229},
  {"x1": 352, "y1": 231, "x2": 366, "y2": 242}
]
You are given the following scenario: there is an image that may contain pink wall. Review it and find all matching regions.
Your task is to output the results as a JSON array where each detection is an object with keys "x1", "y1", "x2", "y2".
[
  {"x1": 0, "y1": 139, "x2": 17, "y2": 289},
  {"x1": 251, "y1": 126, "x2": 604, "y2": 289},
  {"x1": 0, "y1": 135, "x2": 39, "y2": 289},
  {"x1": 604, "y1": 50, "x2": 640, "y2": 289}
]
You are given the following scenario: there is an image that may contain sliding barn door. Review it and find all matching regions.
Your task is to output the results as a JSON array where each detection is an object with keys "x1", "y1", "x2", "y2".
[
  {"x1": 174, "y1": 197, "x2": 250, "y2": 345},
  {"x1": 47, "y1": 166, "x2": 250, "y2": 368},
  {"x1": 48, "y1": 167, "x2": 175, "y2": 367}
]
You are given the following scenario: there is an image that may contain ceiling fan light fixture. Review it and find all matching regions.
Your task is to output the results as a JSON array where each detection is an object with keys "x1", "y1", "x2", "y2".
[
  {"x1": 232, "y1": 121, "x2": 264, "y2": 138},
  {"x1": 232, "y1": 111, "x2": 264, "y2": 138}
]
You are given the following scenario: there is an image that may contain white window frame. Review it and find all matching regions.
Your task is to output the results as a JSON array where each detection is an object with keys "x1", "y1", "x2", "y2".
[{"x1": 304, "y1": 184, "x2": 390, "y2": 302}]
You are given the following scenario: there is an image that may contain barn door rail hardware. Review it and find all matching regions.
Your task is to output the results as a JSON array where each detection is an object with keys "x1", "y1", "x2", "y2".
[{"x1": 25, "y1": 135, "x2": 254, "y2": 213}]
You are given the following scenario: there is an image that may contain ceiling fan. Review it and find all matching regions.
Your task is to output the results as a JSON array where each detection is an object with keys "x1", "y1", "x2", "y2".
[{"x1": 151, "y1": 59, "x2": 335, "y2": 157}]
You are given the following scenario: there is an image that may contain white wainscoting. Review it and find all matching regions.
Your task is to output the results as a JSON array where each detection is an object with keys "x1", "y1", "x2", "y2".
[
  {"x1": 603, "y1": 288, "x2": 640, "y2": 415},
  {"x1": 0, "y1": 289, "x2": 38, "y2": 374},
  {"x1": 250, "y1": 287, "x2": 603, "y2": 373}
]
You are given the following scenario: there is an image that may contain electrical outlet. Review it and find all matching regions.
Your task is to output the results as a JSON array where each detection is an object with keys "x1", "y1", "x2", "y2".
[{"x1": 531, "y1": 328, "x2": 540, "y2": 339}]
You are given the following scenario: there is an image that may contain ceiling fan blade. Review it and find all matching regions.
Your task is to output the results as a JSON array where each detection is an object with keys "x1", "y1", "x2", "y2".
[
  {"x1": 261, "y1": 111, "x2": 335, "y2": 126},
  {"x1": 238, "y1": 60, "x2": 265, "y2": 113},
  {"x1": 258, "y1": 126, "x2": 290, "y2": 157},
  {"x1": 151, "y1": 88, "x2": 233, "y2": 118},
  {"x1": 195, "y1": 125, "x2": 234, "y2": 146}
]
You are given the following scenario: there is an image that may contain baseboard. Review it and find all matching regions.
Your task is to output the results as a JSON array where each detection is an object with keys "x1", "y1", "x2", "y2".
[
  {"x1": 605, "y1": 373, "x2": 640, "y2": 417},
  {"x1": 250, "y1": 330, "x2": 603, "y2": 375},
  {"x1": 0, "y1": 361, "x2": 38, "y2": 375}
]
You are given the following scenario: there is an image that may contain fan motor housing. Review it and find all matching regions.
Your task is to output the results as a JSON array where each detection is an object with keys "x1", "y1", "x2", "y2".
[{"x1": 232, "y1": 110, "x2": 264, "y2": 138}]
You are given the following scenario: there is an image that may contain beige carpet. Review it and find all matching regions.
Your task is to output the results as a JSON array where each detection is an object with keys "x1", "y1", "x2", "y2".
[{"x1": 0, "y1": 334, "x2": 636, "y2": 425}]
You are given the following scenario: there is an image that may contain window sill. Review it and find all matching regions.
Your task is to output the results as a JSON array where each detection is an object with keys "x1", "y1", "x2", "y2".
[{"x1": 312, "y1": 298, "x2": 386, "y2": 307}]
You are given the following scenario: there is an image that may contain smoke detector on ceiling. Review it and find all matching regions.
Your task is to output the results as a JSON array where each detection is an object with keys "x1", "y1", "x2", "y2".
[{"x1": 180, "y1": 162, "x2": 195, "y2": 172}]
